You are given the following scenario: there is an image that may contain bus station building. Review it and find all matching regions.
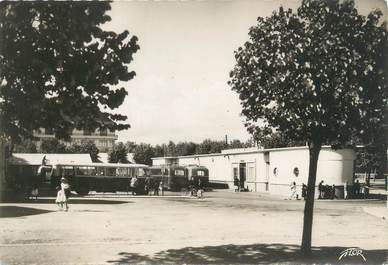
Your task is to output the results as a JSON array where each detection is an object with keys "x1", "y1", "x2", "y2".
[{"x1": 152, "y1": 146, "x2": 356, "y2": 198}]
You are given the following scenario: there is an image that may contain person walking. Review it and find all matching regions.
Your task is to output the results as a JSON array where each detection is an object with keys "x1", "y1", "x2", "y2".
[
  {"x1": 55, "y1": 185, "x2": 65, "y2": 210},
  {"x1": 318, "y1": 180, "x2": 324, "y2": 199},
  {"x1": 31, "y1": 185, "x2": 39, "y2": 200},
  {"x1": 61, "y1": 177, "x2": 70, "y2": 211},
  {"x1": 158, "y1": 180, "x2": 164, "y2": 196},
  {"x1": 41, "y1": 155, "x2": 47, "y2": 166},
  {"x1": 131, "y1": 176, "x2": 138, "y2": 195},
  {"x1": 56, "y1": 177, "x2": 70, "y2": 211},
  {"x1": 354, "y1": 180, "x2": 361, "y2": 197},
  {"x1": 153, "y1": 180, "x2": 160, "y2": 196},
  {"x1": 145, "y1": 176, "x2": 152, "y2": 195},
  {"x1": 289, "y1": 181, "x2": 297, "y2": 200},
  {"x1": 302, "y1": 183, "x2": 307, "y2": 200},
  {"x1": 234, "y1": 177, "x2": 239, "y2": 192},
  {"x1": 197, "y1": 179, "x2": 204, "y2": 199}
]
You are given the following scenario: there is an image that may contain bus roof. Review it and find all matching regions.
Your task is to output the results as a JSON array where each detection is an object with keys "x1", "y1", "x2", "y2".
[
  {"x1": 150, "y1": 165, "x2": 186, "y2": 169},
  {"x1": 52, "y1": 162, "x2": 149, "y2": 168}
]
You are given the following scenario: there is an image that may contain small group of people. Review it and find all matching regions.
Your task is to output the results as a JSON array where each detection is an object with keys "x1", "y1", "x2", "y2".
[
  {"x1": 344, "y1": 179, "x2": 366, "y2": 199},
  {"x1": 55, "y1": 177, "x2": 71, "y2": 211},
  {"x1": 131, "y1": 176, "x2": 164, "y2": 196},
  {"x1": 143, "y1": 176, "x2": 163, "y2": 196},
  {"x1": 318, "y1": 180, "x2": 337, "y2": 200},
  {"x1": 289, "y1": 182, "x2": 308, "y2": 200},
  {"x1": 189, "y1": 178, "x2": 204, "y2": 199},
  {"x1": 233, "y1": 177, "x2": 246, "y2": 192}
]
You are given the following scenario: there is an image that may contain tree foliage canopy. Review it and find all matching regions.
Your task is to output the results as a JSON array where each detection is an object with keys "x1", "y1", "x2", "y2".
[
  {"x1": 133, "y1": 143, "x2": 155, "y2": 165},
  {"x1": 40, "y1": 138, "x2": 67, "y2": 154},
  {"x1": 108, "y1": 142, "x2": 128, "y2": 163},
  {"x1": 123, "y1": 139, "x2": 253, "y2": 166},
  {"x1": 12, "y1": 139, "x2": 37, "y2": 153},
  {"x1": 0, "y1": 2, "x2": 139, "y2": 141},
  {"x1": 229, "y1": 0, "x2": 387, "y2": 147},
  {"x1": 255, "y1": 132, "x2": 305, "y2": 149},
  {"x1": 68, "y1": 140, "x2": 99, "y2": 162}
]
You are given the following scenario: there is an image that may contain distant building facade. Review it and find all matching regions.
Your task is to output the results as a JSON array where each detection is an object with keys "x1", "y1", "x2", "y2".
[{"x1": 33, "y1": 128, "x2": 118, "y2": 152}]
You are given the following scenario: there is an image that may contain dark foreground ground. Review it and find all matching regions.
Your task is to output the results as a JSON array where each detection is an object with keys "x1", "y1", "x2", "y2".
[{"x1": 0, "y1": 190, "x2": 387, "y2": 265}]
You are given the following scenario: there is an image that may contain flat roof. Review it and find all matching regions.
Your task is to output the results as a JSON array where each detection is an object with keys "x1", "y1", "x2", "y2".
[
  {"x1": 151, "y1": 145, "x2": 350, "y2": 160},
  {"x1": 53, "y1": 162, "x2": 149, "y2": 168},
  {"x1": 9, "y1": 153, "x2": 92, "y2": 165}
]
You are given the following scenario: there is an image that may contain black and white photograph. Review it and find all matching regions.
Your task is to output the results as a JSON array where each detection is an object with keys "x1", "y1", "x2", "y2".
[{"x1": 0, "y1": 0, "x2": 387, "y2": 264}]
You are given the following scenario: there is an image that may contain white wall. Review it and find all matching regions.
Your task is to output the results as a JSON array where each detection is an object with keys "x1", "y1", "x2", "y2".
[
  {"x1": 268, "y1": 148, "x2": 309, "y2": 197},
  {"x1": 152, "y1": 159, "x2": 166, "y2": 166},
  {"x1": 268, "y1": 147, "x2": 355, "y2": 197},
  {"x1": 151, "y1": 147, "x2": 356, "y2": 198}
]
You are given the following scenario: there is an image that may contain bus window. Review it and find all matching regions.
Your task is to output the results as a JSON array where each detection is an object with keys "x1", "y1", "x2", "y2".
[
  {"x1": 75, "y1": 167, "x2": 88, "y2": 175},
  {"x1": 138, "y1": 168, "x2": 146, "y2": 177},
  {"x1": 174, "y1": 169, "x2": 185, "y2": 176},
  {"x1": 127, "y1": 168, "x2": 132, "y2": 177},
  {"x1": 197, "y1": 170, "x2": 205, "y2": 176},
  {"x1": 116, "y1": 168, "x2": 128, "y2": 176},
  {"x1": 63, "y1": 166, "x2": 75, "y2": 177},
  {"x1": 96, "y1": 167, "x2": 105, "y2": 176},
  {"x1": 106, "y1": 167, "x2": 116, "y2": 176},
  {"x1": 89, "y1": 167, "x2": 97, "y2": 176},
  {"x1": 151, "y1": 168, "x2": 161, "y2": 175}
]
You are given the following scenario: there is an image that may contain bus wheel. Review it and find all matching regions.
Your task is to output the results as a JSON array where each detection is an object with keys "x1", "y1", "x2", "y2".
[{"x1": 76, "y1": 187, "x2": 89, "y2": 196}]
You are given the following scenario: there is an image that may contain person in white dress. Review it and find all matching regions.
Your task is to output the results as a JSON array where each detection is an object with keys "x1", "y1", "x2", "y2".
[
  {"x1": 289, "y1": 181, "x2": 297, "y2": 200},
  {"x1": 55, "y1": 177, "x2": 70, "y2": 211}
]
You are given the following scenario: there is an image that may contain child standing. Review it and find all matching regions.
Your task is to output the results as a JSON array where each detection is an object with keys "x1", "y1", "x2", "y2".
[
  {"x1": 55, "y1": 177, "x2": 70, "y2": 211},
  {"x1": 55, "y1": 186, "x2": 66, "y2": 211},
  {"x1": 31, "y1": 186, "x2": 39, "y2": 200},
  {"x1": 289, "y1": 181, "x2": 297, "y2": 200}
]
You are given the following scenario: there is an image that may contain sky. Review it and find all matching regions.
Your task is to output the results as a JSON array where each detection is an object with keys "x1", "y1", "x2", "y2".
[{"x1": 103, "y1": 0, "x2": 387, "y2": 145}]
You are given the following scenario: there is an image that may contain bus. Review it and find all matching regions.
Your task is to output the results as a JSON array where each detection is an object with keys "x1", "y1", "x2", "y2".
[
  {"x1": 185, "y1": 165, "x2": 209, "y2": 189},
  {"x1": 49, "y1": 163, "x2": 150, "y2": 195},
  {"x1": 150, "y1": 165, "x2": 189, "y2": 191},
  {"x1": 6, "y1": 163, "x2": 51, "y2": 197}
]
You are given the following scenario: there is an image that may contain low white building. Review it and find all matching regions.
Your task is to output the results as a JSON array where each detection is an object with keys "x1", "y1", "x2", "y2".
[{"x1": 152, "y1": 146, "x2": 356, "y2": 198}]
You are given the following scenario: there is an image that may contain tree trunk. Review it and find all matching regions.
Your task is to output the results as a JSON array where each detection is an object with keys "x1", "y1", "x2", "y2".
[
  {"x1": 301, "y1": 141, "x2": 321, "y2": 256},
  {"x1": 0, "y1": 138, "x2": 7, "y2": 202}
]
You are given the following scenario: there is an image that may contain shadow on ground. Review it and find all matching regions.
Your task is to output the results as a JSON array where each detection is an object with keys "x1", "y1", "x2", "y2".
[
  {"x1": 0, "y1": 206, "x2": 53, "y2": 218},
  {"x1": 107, "y1": 243, "x2": 388, "y2": 265},
  {"x1": 6, "y1": 198, "x2": 129, "y2": 205}
]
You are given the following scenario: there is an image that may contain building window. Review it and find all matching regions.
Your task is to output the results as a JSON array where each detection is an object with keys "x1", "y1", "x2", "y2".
[
  {"x1": 247, "y1": 166, "x2": 255, "y2": 181},
  {"x1": 233, "y1": 167, "x2": 238, "y2": 179},
  {"x1": 273, "y1": 167, "x2": 278, "y2": 177},
  {"x1": 293, "y1": 167, "x2": 299, "y2": 177}
]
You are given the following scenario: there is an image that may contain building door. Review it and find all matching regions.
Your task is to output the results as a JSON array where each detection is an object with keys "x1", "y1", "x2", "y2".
[
  {"x1": 239, "y1": 163, "x2": 246, "y2": 191},
  {"x1": 265, "y1": 162, "x2": 270, "y2": 191},
  {"x1": 264, "y1": 152, "x2": 270, "y2": 191}
]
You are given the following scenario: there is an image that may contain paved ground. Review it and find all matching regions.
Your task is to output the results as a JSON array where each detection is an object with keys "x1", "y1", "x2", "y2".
[{"x1": 0, "y1": 190, "x2": 387, "y2": 265}]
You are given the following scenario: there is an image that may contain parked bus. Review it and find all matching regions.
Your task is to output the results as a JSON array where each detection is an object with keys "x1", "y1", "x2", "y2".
[
  {"x1": 6, "y1": 164, "x2": 51, "y2": 196},
  {"x1": 150, "y1": 165, "x2": 189, "y2": 191},
  {"x1": 185, "y1": 165, "x2": 209, "y2": 189},
  {"x1": 49, "y1": 163, "x2": 150, "y2": 195}
]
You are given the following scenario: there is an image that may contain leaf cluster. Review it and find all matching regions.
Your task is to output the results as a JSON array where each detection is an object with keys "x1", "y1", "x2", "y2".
[
  {"x1": 229, "y1": 0, "x2": 387, "y2": 147},
  {"x1": 0, "y1": 2, "x2": 139, "y2": 141}
]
